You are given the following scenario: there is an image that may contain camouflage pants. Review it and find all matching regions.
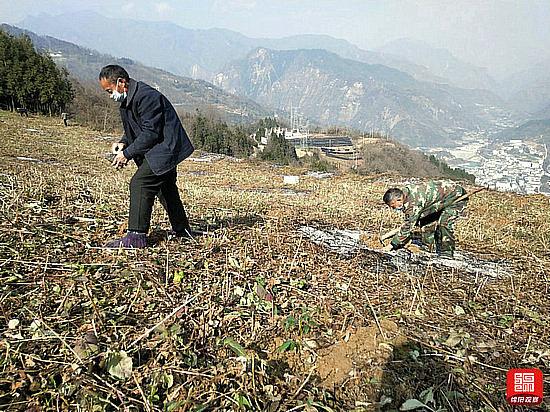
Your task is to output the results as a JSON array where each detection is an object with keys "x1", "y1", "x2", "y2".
[{"x1": 416, "y1": 201, "x2": 467, "y2": 255}]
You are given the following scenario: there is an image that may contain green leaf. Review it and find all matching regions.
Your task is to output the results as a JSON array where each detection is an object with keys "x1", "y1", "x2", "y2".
[
  {"x1": 454, "y1": 305, "x2": 465, "y2": 316},
  {"x1": 445, "y1": 390, "x2": 464, "y2": 400},
  {"x1": 277, "y1": 339, "x2": 296, "y2": 352},
  {"x1": 409, "y1": 349, "x2": 420, "y2": 361},
  {"x1": 400, "y1": 399, "x2": 426, "y2": 411},
  {"x1": 222, "y1": 337, "x2": 246, "y2": 357},
  {"x1": 173, "y1": 270, "x2": 185, "y2": 284},
  {"x1": 166, "y1": 401, "x2": 185, "y2": 412},
  {"x1": 106, "y1": 350, "x2": 133, "y2": 380},
  {"x1": 162, "y1": 373, "x2": 174, "y2": 389},
  {"x1": 420, "y1": 386, "x2": 434, "y2": 404},
  {"x1": 284, "y1": 316, "x2": 296, "y2": 330},
  {"x1": 235, "y1": 393, "x2": 251, "y2": 407}
]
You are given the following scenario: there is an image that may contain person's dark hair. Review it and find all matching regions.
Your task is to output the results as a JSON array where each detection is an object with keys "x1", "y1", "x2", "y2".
[
  {"x1": 99, "y1": 65, "x2": 130, "y2": 83},
  {"x1": 383, "y1": 188, "x2": 403, "y2": 205}
]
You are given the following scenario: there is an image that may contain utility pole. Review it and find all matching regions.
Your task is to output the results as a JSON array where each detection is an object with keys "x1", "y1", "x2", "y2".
[{"x1": 290, "y1": 103, "x2": 294, "y2": 135}]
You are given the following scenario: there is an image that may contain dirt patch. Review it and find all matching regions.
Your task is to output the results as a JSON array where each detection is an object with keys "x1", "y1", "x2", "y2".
[
  {"x1": 316, "y1": 319, "x2": 404, "y2": 389},
  {"x1": 359, "y1": 232, "x2": 383, "y2": 249},
  {"x1": 360, "y1": 232, "x2": 424, "y2": 253}
]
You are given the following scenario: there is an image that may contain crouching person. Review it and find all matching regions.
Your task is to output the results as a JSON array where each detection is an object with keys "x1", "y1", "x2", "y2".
[
  {"x1": 99, "y1": 65, "x2": 194, "y2": 248},
  {"x1": 383, "y1": 181, "x2": 468, "y2": 258}
]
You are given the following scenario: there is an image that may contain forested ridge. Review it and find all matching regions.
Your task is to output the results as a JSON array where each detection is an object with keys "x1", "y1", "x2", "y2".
[{"x1": 0, "y1": 30, "x2": 73, "y2": 115}]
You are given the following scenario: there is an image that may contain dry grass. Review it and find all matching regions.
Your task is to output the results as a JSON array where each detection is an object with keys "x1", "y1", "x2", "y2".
[{"x1": 0, "y1": 111, "x2": 549, "y2": 411}]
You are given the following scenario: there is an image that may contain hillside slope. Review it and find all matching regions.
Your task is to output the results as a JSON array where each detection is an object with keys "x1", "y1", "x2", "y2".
[
  {"x1": 495, "y1": 118, "x2": 550, "y2": 142},
  {"x1": 0, "y1": 24, "x2": 271, "y2": 123},
  {"x1": 499, "y1": 58, "x2": 550, "y2": 114},
  {"x1": 0, "y1": 112, "x2": 548, "y2": 410}
]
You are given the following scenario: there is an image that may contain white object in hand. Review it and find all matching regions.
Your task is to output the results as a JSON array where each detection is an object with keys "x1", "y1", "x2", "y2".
[{"x1": 111, "y1": 142, "x2": 125, "y2": 153}]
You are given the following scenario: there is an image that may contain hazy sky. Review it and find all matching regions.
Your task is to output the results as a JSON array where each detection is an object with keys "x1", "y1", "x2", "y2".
[{"x1": 1, "y1": 0, "x2": 549, "y2": 78}]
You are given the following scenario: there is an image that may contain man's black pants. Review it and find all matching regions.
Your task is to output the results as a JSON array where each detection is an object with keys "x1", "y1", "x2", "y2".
[{"x1": 128, "y1": 159, "x2": 190, "y2": 234}]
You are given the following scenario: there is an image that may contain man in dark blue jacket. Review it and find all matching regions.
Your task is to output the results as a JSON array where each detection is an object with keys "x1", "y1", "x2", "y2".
[{"x1": 99, "y1": 65, "x2": 194, "y2": 248}]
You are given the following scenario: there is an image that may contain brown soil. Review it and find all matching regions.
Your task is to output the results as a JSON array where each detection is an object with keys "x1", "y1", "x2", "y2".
[
  {"x1": 317, "y1": 320, "x2": 404, "y2": 389},
  {"x1": 360, "y1": 232, "x2": 383, "y2": 249},
  {"x1": 360, "y1": 232, "x2": 424, "y2": 253}
]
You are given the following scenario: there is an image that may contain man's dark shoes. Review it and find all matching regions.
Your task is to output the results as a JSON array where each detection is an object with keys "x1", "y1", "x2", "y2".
[{"x1": 104, "y1": 231, "x2": 147, "y2": 249}]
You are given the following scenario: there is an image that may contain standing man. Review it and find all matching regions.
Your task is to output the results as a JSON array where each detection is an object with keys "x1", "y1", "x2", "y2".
[
  {"x1": 99, "y1": 65, "x2": 194, "y2": 248},
  {"x1": 382, "y1": 181, "x2": 468, "y2": 258}
]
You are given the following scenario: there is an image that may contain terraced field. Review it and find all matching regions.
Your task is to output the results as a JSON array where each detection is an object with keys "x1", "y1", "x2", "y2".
[{"x1": 0, "y1": 111, "x2": 549, "y2": 411}]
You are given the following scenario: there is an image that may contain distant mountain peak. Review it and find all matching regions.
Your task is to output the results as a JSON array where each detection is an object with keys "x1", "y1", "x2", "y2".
[
  {"x1": 18, "y1": 12, "x2": 496, "y2": 92},
  {"x1": 377, "y1": 37, "x2": 495, "y2": 90},
  {"x1": 215, "y1": 47, "x2": 506, "y2": 147}
]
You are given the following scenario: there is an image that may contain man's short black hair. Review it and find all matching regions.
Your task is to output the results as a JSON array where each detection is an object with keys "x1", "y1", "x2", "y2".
[
  {"x1": 383, "y1": 188, "x2": 403, "y2": 205},
  {"x1": 99, "y1": 65, "x2": 130, "y2": 83}
]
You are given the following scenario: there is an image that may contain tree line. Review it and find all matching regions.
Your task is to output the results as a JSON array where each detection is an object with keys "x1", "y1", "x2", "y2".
[
  {"x1": 0, "y1": 30, "x2": 73, "y2": 115},
  {"x1": 357, "y1": 140, "x2": 475, "y2": 182},
  {"x1": 427, "y1": 155, "x2": 475, "y2": 182},
  {"x1": 185, "y1": 111, "x2": 258, "y2": 158},
  {"x1": 180, "y1": 112, "x2": 296, "y2": 165},
  {"x1": 69, "y1": 80, "x2": 122, "y2": 132},
  {"x1": 259, "y1": 130, "x2": 298, "y2": 165}
]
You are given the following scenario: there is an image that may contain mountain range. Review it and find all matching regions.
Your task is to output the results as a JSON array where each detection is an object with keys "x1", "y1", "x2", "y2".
[
  {"x1": 214, "y1": 47, "x2": 508, "y2": 146},
  {"x1": 499, "y1": 57, "x2": 550, "y2": 115},
  {"x1": 19, "y1": 11, "x2": 496, "y2": 92},
  {"x1": 495, "y1": 119, "x2": 550, "y2": 143},
  {"x1": 376, "y1": 38, "x2": 497, "y2": 91},
  {"x1": 7, "y1": 11, "x2": 550, "y2": 146},
  {"x1": 0, "y1": 23, "x2": 270, "y2": 122},
  {"x1": 22, "y1": 10, "x2": 548, "y2": 122}
]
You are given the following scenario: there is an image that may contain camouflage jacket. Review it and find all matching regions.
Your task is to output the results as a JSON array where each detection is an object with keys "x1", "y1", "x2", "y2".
[{"x1": 391, "y1": 181, "x2": 466, "y2": 248}]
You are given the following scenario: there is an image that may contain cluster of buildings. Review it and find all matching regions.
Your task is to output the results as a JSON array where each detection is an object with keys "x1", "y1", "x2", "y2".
[
  {"x1": 475, "y1": 140, "x2": 547, "y2": 194},
  {"x1": 428, "y1": 134, "x2": 549, "y2": 195},
  {"x1": 254, "y1": 126, "x2": 310, "y2": 146},
  {"x1": 256, "y1": 105, "x2": 550, "y2": 196}
]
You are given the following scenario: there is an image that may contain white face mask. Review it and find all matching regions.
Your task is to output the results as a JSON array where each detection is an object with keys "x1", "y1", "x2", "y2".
[{"x1": 110, "y1": 79, "x2": 127, "y2": 102}]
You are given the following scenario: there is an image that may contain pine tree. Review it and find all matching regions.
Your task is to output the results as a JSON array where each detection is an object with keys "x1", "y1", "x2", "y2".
[
  {"x1": 0, "y1": 29, "x2": 73, "y2": 114},
  {"x1": 261, "y1": 132, "x2": 298, "y2": 165},
  {"x1": 189, "y1": 111, "x2": 256, "y2": 157},
  {"x1": 191, "y1": 113, "x2": 205, "y2": 147}
]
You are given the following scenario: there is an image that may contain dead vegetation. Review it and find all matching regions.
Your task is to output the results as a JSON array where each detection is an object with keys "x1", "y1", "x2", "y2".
[
  {"x1": 0, "y1": 111, "x2": 549, "y2": 411},
  {"x1": 356, "y1": 139, "x2": 474, "y2": 182}
]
